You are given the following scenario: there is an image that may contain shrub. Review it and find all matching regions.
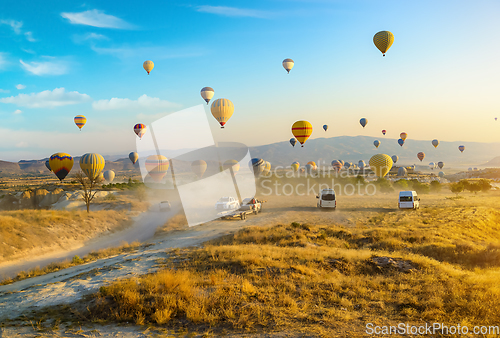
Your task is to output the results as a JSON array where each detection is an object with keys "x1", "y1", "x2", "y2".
[
  {"x1": 450, "y1": 182, "x2": 465, "y2": 196},
  {"x1": 393, "y1": 179, "x2": 409, "y2": 190},
  {"x1": 430, "y1": 180, "x2": 442, "y2": 193}
]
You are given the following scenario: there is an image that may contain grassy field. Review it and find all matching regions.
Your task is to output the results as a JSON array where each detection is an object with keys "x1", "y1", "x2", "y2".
[{"x1": 30, "y1": 194, "x2": 497, "y2": 337}]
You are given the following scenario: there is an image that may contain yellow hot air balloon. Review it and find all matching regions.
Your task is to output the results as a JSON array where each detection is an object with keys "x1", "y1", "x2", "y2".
[
  {"x1": 307, "y1": 161, "x2": 317, "y2": 170},
  {"x1": 291, "y1": 120, "x2": 313, "y2": 147},
  {"x1": 369, "y1": 154, "x2": 393, "y2": 178},
  {"x1": 49, "y1": 153, "x2": 74, "y2": 181},
  {"x1": 191, "y1": 160, "x2": 207, "y2": 178},
  {"x1": 211, "y1": 98, "x2": 234, "y2": 128},
  {"x1": 373, "y1": 31, "x2": 394, "y2": 56},
  {"x1": 143, "y1": 60, "x2": 154, "y2": 74},
  {"x1": 74, "y1": 115, "x2": 86, "y2": 131},
  {"x1": 145, "y1": 155, "x2": 169, "y2": 182},
  {"x1": 223, "y1": 160, "x2": 240, "y2": 174},
  {"x1": 79, "y1": 153, "x2": 105, "y2": 180},
  {"x1": 291, "y1": 162, "x2": 300, "y2": 171},
  {"x1": 262, "y1": 161, "x2": 271, "y2": 176}
]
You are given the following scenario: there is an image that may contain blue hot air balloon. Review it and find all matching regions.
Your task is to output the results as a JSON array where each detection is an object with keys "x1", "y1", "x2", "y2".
[
  {"x1": 323, "y1": 125, "x2": 328, "y2": 131},
  {"x1": 360, "y1": 118, "x2": 367, "y2": 128},
  {"x1": 398, "y1": 138, "x2": 405, "y2": 147},
  {"x1": 290, "y1": 138, "x2": 297, "y2": 147}
]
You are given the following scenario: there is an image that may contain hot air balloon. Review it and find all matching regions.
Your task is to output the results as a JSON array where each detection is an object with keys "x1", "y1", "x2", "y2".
[
  {"x1": 369, "y1": 154, "x2": 393, "y2": 178},
  {"x1": 331, "y1": 160, "x2": 342, "y2": 172},
  {"x1": 397, "y1": 167, "x2": 407, "y2": 177},
  {"x1": 103, "y1": 170, "x2": 115, "y2": 183},
  {"x1": 438, "y1": 171, "x2": 445, "y2": 178},
  {"x1": 360, "y1": 118, "x2": 367, "y2": 128},
  {"x1": 250, "y1": 158, "x2": 265, "y2": 177},
  {"x1": 262, "y1": 161, "x2": 271, "y2": 176},
  {"x1": 437, "y1": 161, "x2": 444, "y2": 169},
  {"x1": 211, "y1": 98, "x2": 234, "y2": 128},
  {"x1": 80, "y1": 153, "x2": 105, "y2": 180},
  {"x1": 382, "y1": 129, "x2": 386, "y2": 135},
  {"x1": 290, "y1": 138, "x2": 297, "y2": 147},
  {"x1": 459, "y1": 145, "x2": 465, "y2": 153},
  {"x1": 45, "y1": 160, "x2": 51, "y2": 171},
  {"x1": 74, "y1": 115, "x2": 86, "y2": 131},
  {"x1": 400, "y1": 132, "x2": 407, "y2": 141},
  {"x1": 49, "y1": 153, "x2": 74, "y2": 181},
  {"x1": 282, "y1": 58, "x2": 294, "y2": 73},
  {"x1": 323, "y1": 125, "x2": 328, "y2": 132},
  {"x1": 374, "y1": 140, "x2": 380, "y2": 148},
  {"x1": 344, "y1": 162, "x2": 351, "y2": 169},
  {"x1": 134, "y1": 124, "x2": 147, "y2": 140},
  {"x1": 291, "y1": 162, "x2": 300, "y2": 172},
  {"x1": 432, "y1": 139, "x2": 439, "y2": 148},
  {"x1": 145, "y1": 155, "x2": 169, "y2": 182},
  {"x1": 200, "y1": 87, "x2": 214, "y2": 105},
  {"x1": 391, "y1": 155, "x2": 399, "y2": 164},
  {"x1": 129, "y1": 152, "x2": 139, "y2": 164},
  {"x1": 417, "y1": 152, "x2": 425, "y2": 162},
  {"x1": 338, "y1": 160, "x2": 345, "y2": 166},
  {"x1": 358, "y1": 160, "x2": 366, "y2": 169},
  {"x1": 143, "y1": 60, "x2": 154, "y2": 74},
  {"x1": 223, "y1": 160, "x2": 240, "y2": 175},
  {"x1": 291, "y1": 120, "x2": 313, "y2": 147},
  {"x1": 429, "y1": 162, "x2": 435, "y2": 170},
  {"x1": 191, "y1": 160, "x2": 207, "y2": 178},
  {"x1": 307, "y1": 161, "x2": 317, "y2": 170},
  {"x1": 468, "y1": 167, "x2": 472, "y2": 171},
  {"x1": 373, "y1": 31, "x2": 394, "y2": 56},
  {"x1": 398, "y1": 139, "x2": 405, "y2": 147}
]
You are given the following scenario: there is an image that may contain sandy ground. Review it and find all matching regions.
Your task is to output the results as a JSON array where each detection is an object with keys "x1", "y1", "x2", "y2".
[{"x1": 0, "y1": 191, "x2": 481, "y2": 336}]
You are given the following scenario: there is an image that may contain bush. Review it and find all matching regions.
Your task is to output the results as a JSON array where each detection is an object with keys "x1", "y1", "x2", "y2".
[
  {"x1": 479, "y1": 179, "x2": 492, "y2": 192},
  {"x1": 393, "y1": 179, "x2": 409, "y2": 190},
  {"x1": 376, "y1": 178, "x2": 394, "y2": 193},
  {"x1": 430, "y1": 180, "x2": 442, "y2": 193},
  {"x1": 72, "y1": 255, "x2": 83, "y2": 264},
  {"x1": 467, "y1": 183, "x2": 481, "y2": 194},
  {"x1": 450, "y1": 182, "x2": 465, "y2": 196}
]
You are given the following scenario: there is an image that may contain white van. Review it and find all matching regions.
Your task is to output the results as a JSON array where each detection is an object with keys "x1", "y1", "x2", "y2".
[
  {"x1": 399, "y1": 191, "x2": 420, "y2": 209},
  {"x1": 317, "y1": 189, "x2": 336, "y2": 209}
]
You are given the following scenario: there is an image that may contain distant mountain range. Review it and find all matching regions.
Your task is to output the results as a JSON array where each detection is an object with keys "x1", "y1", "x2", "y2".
[{"x1": 2, "y1": 136, "x2": 500, "y2": 174}]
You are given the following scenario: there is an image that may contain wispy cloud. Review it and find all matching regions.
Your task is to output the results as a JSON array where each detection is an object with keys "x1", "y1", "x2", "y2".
[
  {"x1": 61, "y1": 9, "x2": 135, "y2": 29},
  {"x1": 13, "y1": 109, "x2": 22, "y2": 114},
  {"x1": 196, "y1": 6, "x2": 270, "y2": 18},
  {"x1": 0, "y1": 89, "x2": 10, "y2": 93},
  {"x1": 72, "y1": 32, "x2": 109, "y2": 44},
  {"x1": 0, "y1": 88, "x2": 91, "y2": 108},
  {"x1": 16, "y1": 84, "x2": 26, "y2": 90},
  {"x1": 20, "y1": 58, "x2": 69, "y2": 76},
  {"x1": 0, "y1": 20, "x2": 36, "y2": 42},
  {"x1": 93, "y1": 94, "x2": 180, "y2": 111}
]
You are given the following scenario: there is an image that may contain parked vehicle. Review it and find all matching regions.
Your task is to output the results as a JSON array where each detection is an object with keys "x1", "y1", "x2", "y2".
[
  {"x1": 316, "y1": 188, "x2": 336, "y2": 209},
  {"x1": 399, "y1": 191, "x2": 420, "y2": 209},
  {"x1": 218, "y1": 197, "x2": 267, "y2": 220},
  {"x1": 159, "y1": 201, "x2": 171, "y2": 211},
  {"x1": 215, "y1": 197, "x2": 240, "y2": 211}
]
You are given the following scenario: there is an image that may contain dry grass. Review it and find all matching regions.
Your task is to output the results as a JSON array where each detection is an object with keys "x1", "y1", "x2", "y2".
[
  {"x1": 81, "y1": 205, "x2": 500, "y2": 336},
  {"x1": 154, "y1": 213, "x2": 189, "y2": 236},
  {"x1": 0, "y1": 209, "x2": 132, "y2": 262}
]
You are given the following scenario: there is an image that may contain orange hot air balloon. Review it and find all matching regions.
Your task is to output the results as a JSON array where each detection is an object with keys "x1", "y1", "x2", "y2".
[
  {"x1": 417, "y1": 152, "x2": 425, "y2": 162},
  {"x1": 291, "y1": 120, "x2": 313, "y2": 147},
  {"x1": 400, "y1": 132, "x2": 407, "y2": 141}
]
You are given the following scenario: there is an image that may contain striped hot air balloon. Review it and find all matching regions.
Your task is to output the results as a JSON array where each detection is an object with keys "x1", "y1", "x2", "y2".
[
  {"x1": 80, "y1": 153, "x2": 105, "y2": 180},
  {"x1": 291, "y1": 120, "x2": 313, "y2": 147},
  {"x1": 145, "y1": 155, "x2": 169, "y2": 182},
  {"x1": 282, "y1": 58, "x2": 294, "y2": 73},
  {"x1": 373, "y1": 31, "x2": 394, "y2": 56},
  {"x1": 369, "y1": 154, "x2": 393, "y2": 178},
  {"x1": 49, "y1": 153, "x2": 74, "y2": 181},
  {"x1": 143, "y1": 60, "x2": 154, "y2": 74},
  {"x1": 417, "y1": 152, "x2": 425, "y2": 162},
  {"x1": 211, "y1": 98, "x2": 234, "y2": 128},
  {"x1": 262, "y1": 161, "x2": 271, "y2": 176},
  {"x1": 74, "y1": 115, "x2": 86, "y2": 131},
  {"x1": 331, "y1": 160, "x2": 342, "y2": 172},
  {"x1": 250, "y1": 158, "x2": 265, "y2": 177},
  {"x1": 200, "y1": 87, "x2": 214, "y2": 105},
  {"x1": 134, "y1": 124, "x2": 147, "y2": 139}
]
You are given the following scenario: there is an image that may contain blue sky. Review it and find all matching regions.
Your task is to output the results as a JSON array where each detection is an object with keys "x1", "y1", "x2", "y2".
[{"x1": 0, "y1": 0, "x2": 499, "y2": 161}]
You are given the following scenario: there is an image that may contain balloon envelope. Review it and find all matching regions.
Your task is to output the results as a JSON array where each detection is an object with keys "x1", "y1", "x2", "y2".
[
  {"x1": 200, "y1": 87, "x2": 214, "y2": 104},
  {"x1": 291, "y1": 121, "x2": 313, "y2": 147},
  {"x1": 143, "y1": 60, "x2": 154, "y2": 74},
  {"x1": 290, "y1": 138, "x2": 297, "y2": 147},
  {"x1": 382, "y1": 129, "x2": 386, "y2": 135},
  {"x1": 417, "y1": 152, "x2": 425, "y2": 162},
  {"x1": 103, "y1": 170, "x2": 115, "y2": 182},
  {"x1": 250, "y1": 158, "x2": 265, "y2": 177},
  {"x1": 459, "y1": 145, "x2": 465, "y2": 153},
  {"x1": 129, "y1": 152, "x2": 139, "y2": 164},
  {"x1": 373, "y1": 31, "x2": 394, "y2": 56},
  {"x1": 438, "y1": 171, "x2": 445, "y2": 178},
  {"x1": 391, "y1": 155, "x2": 399, "y2": 164},
  {"x1": 74, "y1": 115, "x2": 86, "y2": 130},
  {"x1": 45, "y1": 160, "x2": 51, "y2": 171},
  {"x1": 397, "y1": 167, "x2": 407, "y2": 177},
  {"x1": 374, "y1": 140, "x2": 380, "y2": 148},
  {"x1": 400, "y1": 132, "x2": 407, "y2": 141},
  {"x1": 80, "y1": 153, "x2": 105, "y2": 180},
  {"x1": 282, "y1": 58, "x2": 294, "y2": 73},
  {"x1": 358, "y1": 160, "x2": 366, "y2": 169},
  {"x1": 145, "y1": 155, "x2": 169, "y2": 182},
  {"x1": 191, "y1": 160, "x2": 207, "y2": 178},
  {"x1": 291, "y1": 162, "x2": 300, "y2": 171},
  {"x1": 432, "y1": 139, "x2": 439, "y2": 148},
  {"x1": 307, "y1": 161, "x2": 317, "y2": 170},
  {"x1": 438, "y1": 161, "x2": 444, "y2": 169},
  {"x1": 323, "y1": 125, "x2": 328, "y2": 131},
  {"x1": 211, "y1": 98, "x2": 234, "y2": 128},
  {"x1": 398, "y1": 139, "x2": 405, "y2": 147},
  {"x1": 369, "y1": 154, "x2": 393, "y2": 178},
  {"x1": 360, "y1": 118, "x2": 367, "y2": 128},
  {"x1": 49, "y1": 153, "x2": 74, "y2": 181},
  {"x1": 134, "y1": 124, "x2": 147, "y2": 139}
]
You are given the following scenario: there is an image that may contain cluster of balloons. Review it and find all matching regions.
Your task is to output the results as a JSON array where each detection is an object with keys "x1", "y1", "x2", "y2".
[{"x1": 48, "y1": 152, "x2": 115, "y2": 183}]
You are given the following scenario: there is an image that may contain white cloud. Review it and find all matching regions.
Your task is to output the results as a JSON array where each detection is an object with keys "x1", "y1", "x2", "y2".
[
  {"x1": 20, "y1": 59, "x2": 68, "y2": 76},
  {"x1": 93, "y1": 94, "x2": 180, "y2": 111},
  {"x1": 72, "y1": 32, "x2": 109, "y2": 44},
  {"x1": 16, "y1": 84, "x2": 26, "y2": 90},
  {"x1": 61, "y1": 9, "x2": 135, "y2": 29},
  {"x1": 196, "y1": 6, "x2": 269, "y2": 18},
  {"x1": 24, "y1": 32, "x2": 36, "y2": 42},
  {"x1": 0, "y1": 88, "x2": 91, "y2": 108},
  {"x1": 13, "y1": 109, "x2": 22, "y2": 114},
  {"x1": 0, "y1": 20, "x2": 36, "y2": 42},
  {"x1": 0, "y1": 89, "x2": 10, "y2": 93}
]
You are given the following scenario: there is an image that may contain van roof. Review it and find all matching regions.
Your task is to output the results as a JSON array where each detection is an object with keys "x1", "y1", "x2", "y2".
[
  {"x1": 399, "y1": 190, "x2": 417, "y2": 195},
  {"x1": 321, "y1": 188, "x2": 335, "y2": 192}
]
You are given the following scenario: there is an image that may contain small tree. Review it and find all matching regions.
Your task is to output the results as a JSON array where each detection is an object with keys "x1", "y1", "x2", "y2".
[
  {"x1": 74, "y1": 171, "x2": 100, "y2": 213},
  {"x1": 430, "y1": 180, "x2": 442, "y2": 193},
  {"x1": 467, "y1": 182, "x2": 482, "y2": 194},
  {"x1": 450, "y1": 182, "x2": 465, "y2": 197},
  {"x1": 479, "y1": 179, "x2": 492, "y2": 192}
]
